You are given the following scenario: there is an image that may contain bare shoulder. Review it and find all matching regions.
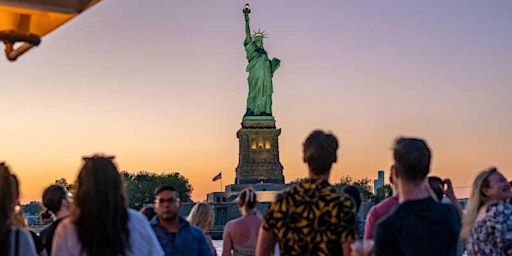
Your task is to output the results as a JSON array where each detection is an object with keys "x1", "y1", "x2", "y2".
[{"x1": 56, "y1": 217, "x2": 74, "y2": 232}]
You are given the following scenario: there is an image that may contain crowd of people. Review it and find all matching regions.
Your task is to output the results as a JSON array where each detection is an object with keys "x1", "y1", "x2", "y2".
[{"x1": 0, "y1": 129, "x2": 511, "y2": 256}]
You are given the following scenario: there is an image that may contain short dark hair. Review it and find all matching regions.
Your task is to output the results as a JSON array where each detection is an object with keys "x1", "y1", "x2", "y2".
[
  {"x1": 154, "y1": 185, "x2": 179, "y2": 198},
  {"x1": 303, "y1": 130, "x2": 338, "y2": 175},
  {"x1": 393, "y1": 137, "x2": 431, "y2": 182}
]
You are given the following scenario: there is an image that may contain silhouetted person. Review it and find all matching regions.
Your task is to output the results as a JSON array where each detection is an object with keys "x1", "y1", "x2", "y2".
[{"x1": 40, "y1": 185, "x2": 70, "y2": 256}]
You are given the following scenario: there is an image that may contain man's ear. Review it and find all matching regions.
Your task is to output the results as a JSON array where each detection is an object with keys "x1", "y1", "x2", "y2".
[
  {"x1": 389, "y1": 165, "x2": 395, "y2": 184},
  {"x1": 393, "y1": 165, "x2": 400, "y2": 179}
]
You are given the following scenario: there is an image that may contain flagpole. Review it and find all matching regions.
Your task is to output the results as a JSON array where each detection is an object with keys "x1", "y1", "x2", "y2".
[{"x1": 220, "y1": 171, "x2": 223, "y2": 192}]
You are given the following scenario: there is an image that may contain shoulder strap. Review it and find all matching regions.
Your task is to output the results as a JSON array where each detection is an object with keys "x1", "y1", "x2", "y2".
[{"x1": 15, "y1": 228, "x2": 19, "y2": 256}]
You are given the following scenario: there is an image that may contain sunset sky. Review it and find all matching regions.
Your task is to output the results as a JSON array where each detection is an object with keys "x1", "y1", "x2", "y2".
[{"x1": 1, "y1": 0, "x2": 511, "y2": 203}]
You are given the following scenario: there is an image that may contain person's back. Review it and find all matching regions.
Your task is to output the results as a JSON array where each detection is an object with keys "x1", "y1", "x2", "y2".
[
  {"x1": 257, "y1": 130, "x2": 356, "y2": 256},
  {"x1": 224, "y1": 214, "x2": 262, "y2": 256},
  {"x1": 372, "y1": 137, "x2": 461, "y2": 256},
  {"x1": 51, "y1": 156, "x2": 163, "y2": 256},
  {"x1": 8, "y1": 227, "x2": 37, "y2": 256},
  {"x1": 223, "y1": 188, "x2": 262, "y2": 256},
  {"x1": 364, "y1": 196, "x2": 398, "y2": 239},
  {"x1": 40, "y1": 218, "x2": 64, "y2": 255},
  {"x1": 40, "y1": 184, "x2": 71, "y2": 256},
  {"x1": 374, "y1": 197, "x2": 460, "y2": 256},
  {"x1": 264, "y1": 178, "x2": 356, "y2": 255},
  {"x1": 53, "y1": 209, "x2": 163, "y2": 256}
]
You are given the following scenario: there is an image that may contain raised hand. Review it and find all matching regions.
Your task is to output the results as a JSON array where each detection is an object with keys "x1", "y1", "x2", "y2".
[{"x1": 443, "y1": 179, "x2": 456, "y2": 200}]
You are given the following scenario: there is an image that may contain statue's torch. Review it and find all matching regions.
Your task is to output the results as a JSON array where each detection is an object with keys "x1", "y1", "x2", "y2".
[{"x1": 243, "y1": 3, "x2": 251, "y2": 14}]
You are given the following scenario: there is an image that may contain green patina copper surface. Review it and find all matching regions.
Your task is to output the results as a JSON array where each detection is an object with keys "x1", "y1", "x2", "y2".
[{"x1": 243, "y1": 4, "x2": 280, "y2": 117}]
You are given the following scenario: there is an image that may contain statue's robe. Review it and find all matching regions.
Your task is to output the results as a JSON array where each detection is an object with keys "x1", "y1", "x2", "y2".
[{"x1": 244, "y1": 37, "x2": 279, "y2": 116}]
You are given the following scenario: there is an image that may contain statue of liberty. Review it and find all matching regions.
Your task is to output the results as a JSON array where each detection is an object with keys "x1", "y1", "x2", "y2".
[{"x1": 243, "y1": 4, "x2": 280, "y2": 117}]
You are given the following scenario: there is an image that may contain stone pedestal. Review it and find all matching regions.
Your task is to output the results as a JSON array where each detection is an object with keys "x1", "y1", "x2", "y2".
[{"x1": 235, "y1": 117, "x2": 284, "y2": 184}]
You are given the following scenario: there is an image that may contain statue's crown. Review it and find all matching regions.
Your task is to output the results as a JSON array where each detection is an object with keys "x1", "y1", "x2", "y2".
[{"x1": 252, "y1": 29, "x2": 267, "y2": 39}]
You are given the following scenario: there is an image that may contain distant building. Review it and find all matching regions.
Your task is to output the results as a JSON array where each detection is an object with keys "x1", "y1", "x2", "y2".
[
  {"x1": 373, "y1": 170, "x2": 385, "y2": 195},
  {"x1": 24, "y1": 213, "x2": 40, "y2": 226}
]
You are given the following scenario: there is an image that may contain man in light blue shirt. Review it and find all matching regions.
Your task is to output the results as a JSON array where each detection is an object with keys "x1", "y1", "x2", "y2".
[{"x1": 151, "y1": 185, "x2": 213, "y2": 256}]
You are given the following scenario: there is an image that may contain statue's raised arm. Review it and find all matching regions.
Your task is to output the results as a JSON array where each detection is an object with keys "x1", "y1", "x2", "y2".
[
  {"x1": 243, "y1": 3, "x2": 251, "y2": 39},
  {"x1": 242, "y1": 3, "x2": 280, "y2": 118}
]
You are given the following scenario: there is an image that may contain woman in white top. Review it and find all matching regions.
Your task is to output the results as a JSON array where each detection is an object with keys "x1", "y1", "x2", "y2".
[
  {"x1": 52, "y1": 155, "x2": 163, "y2": 256},
  {"x1": 0, "y1": 163, "x2": 37, "y2": 256}
]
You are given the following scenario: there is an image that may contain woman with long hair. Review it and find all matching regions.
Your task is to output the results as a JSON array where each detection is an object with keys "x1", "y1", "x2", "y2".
[
  {"x1": 462, "y1": 167, "x2": 512, "y2": 255},
  {"x1": 222, "y1": 188, "x2": 261, "y2": 256},
  {"x1": 188, "y1": 202, "x2": 217, "y2": 255},
  {"x1": 0, "y1": 163, "x2": 37, "y2": 256},
  {"x1": 52, "y1": 155, "x2": 163, "y2": 256},
  {"x1": 39, "y1": 185, "x2": 70, "y2": 256}
]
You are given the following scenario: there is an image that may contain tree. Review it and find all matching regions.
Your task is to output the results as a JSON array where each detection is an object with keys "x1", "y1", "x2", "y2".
[
  {"x1": 122, "y1": 171, "x2": 194, "y2": 210},
  {"x1": 373, "y1": 184, "x2": 393, "y2": 204},
  {"x1": 334, "y1": 176, "x2": 374, "y2": 201},
  {"x1": 352, "y1": 177, "x2": 374, "y2": 202},
  {"x1": 334, "y1": 175, "x2": 353, "y2": 189},
  {"x1": 55, "y1": 178, "x2": 74, "y2": 192}
]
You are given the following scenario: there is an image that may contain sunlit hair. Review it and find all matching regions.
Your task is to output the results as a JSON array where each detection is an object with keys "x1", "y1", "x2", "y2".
[
  {"x1": 0, "y1": 163, "x2": 16, "y2": 255},
  {"x1": 74, "y1": 155, "x2": 130, "y2": 256},
  {"x1": 187, "y1": 202, "x2": 214, "y2": 232},
  {"x1": 303, "y1": 130, "x2": 338, "y2": 175},
  {"x1": 460, "y1": 167, "x2": 498, "y2": 240},
  {"x1": 237, "y1": 188, "x2": 258, "y2": 215},
  {"x1": 41, "y1": 184, "x2": 68, "y2": 220}
]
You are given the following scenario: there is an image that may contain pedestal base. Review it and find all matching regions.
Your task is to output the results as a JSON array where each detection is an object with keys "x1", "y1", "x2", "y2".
[{"x1": 235, "y1": 118, "x2": 284, "y2": 185}]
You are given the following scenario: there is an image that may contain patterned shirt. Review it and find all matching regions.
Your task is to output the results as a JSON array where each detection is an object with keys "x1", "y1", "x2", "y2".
[
  {"x1": 262, "y1": 178, "x2": 357, "y2": 256},
  {"x1": 466, "y1": 201, "x2": 512, "y2": 256}
]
